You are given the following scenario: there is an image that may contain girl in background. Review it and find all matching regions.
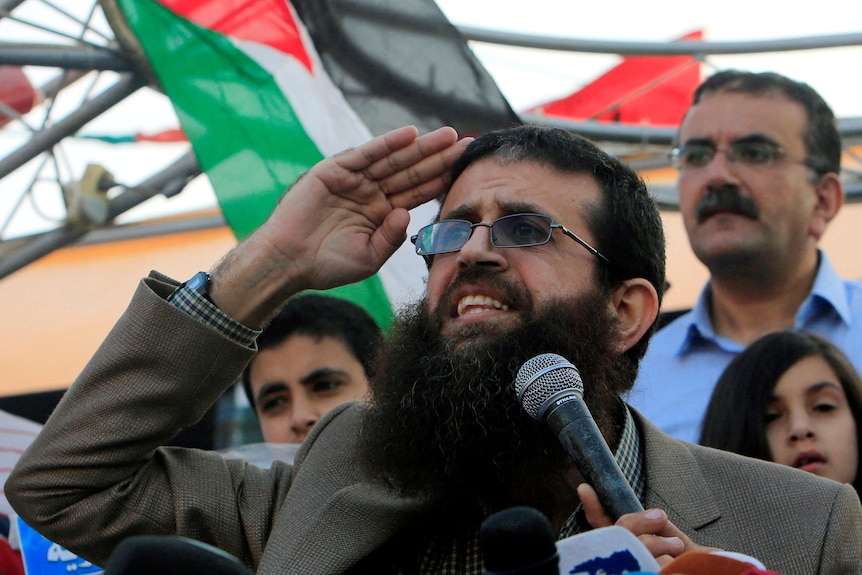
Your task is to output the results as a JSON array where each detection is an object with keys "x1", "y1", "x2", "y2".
[{"x1": 700, "y1": 331, "x2": 862, "y2": 493}]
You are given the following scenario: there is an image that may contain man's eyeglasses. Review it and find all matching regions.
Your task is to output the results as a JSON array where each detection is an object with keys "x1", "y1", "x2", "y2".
[
  {"x1": 669, "y1": 140, "x2": 805, "y2": 171},
  {"x1": 410, "y1": 213, "x2": 612, "y2": 266}
]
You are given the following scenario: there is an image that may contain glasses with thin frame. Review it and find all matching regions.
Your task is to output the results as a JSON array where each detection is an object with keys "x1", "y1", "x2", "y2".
[
  {"x1": 410, "y1": 212, "x2": 612, "y2": 266},
  {"x1": 669, "y1": 140, "x2": 807, "y2": 171}
]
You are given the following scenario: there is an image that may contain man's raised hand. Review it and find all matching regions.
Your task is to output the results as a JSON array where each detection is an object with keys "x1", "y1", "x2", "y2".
[{"x1": 211, "y1": 126, "x2": 471, "y2": 327}]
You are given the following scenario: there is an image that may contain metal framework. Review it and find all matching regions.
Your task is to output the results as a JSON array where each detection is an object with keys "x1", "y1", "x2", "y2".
[{"x1": 0, "y1": 0, "x2": 860, "y2": 279}]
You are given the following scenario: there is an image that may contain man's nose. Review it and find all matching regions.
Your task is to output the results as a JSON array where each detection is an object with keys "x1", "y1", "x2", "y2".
[
  {"x1": 456, "y1": 224, "x2": 507, "y2": 270},
  {"x1": 700, "y1": 148, "x2": 744, "y2": 186}
]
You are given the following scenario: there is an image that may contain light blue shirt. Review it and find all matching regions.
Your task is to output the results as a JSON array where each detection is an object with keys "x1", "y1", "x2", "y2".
[{"x1": 627, "y1": 250, "x2": 862, "y2": 444}]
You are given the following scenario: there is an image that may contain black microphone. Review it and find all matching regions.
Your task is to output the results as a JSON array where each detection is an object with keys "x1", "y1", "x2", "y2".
[
  {"x1": 515, "y1": 353, "x2": 644, "y2": 521},
  {"x1": 480, "y1": 506, "x2": 559, "y2": 575},
  {"x1": 105, "y1": 535, "x2": 254, "y2": 575}
]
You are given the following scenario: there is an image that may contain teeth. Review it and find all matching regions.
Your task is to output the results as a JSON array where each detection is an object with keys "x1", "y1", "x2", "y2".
[
  {"x1": 457, "y1": 294, "x2": 509, "y2": 316},
  {"x1": 796, "y1": 454, "x2": 823, "y2": 467}
]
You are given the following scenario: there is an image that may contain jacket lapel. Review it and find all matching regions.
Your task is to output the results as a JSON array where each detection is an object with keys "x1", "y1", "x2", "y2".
[{"x1": 633, "y1": 410, "x2": 724, "y2": 539}]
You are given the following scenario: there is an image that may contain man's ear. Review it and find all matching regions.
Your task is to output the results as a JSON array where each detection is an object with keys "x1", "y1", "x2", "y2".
[
  {"x1": 608, "y1": 278, "x2": 659, "y2": 353},
  {"x1": 810, "y1": 172, "x2": 844, "y2": 240}
]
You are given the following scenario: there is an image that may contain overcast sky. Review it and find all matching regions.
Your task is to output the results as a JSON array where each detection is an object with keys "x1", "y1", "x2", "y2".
[{"x1": 437, "y1": 0, "x2": 862, "y2": 116}]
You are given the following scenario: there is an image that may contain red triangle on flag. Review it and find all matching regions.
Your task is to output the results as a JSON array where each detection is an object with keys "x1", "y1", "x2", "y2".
[
  {"x1": 156, "y1": 0, "x2": 314, "y2": 73},
  {"x1": 529, "y1": 30, "x2": 703, "y2": 127}
]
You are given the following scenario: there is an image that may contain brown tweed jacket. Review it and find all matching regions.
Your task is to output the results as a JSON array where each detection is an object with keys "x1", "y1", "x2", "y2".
[{"x1": 7, "y1": 274, "x2": 862, "y2": 574}]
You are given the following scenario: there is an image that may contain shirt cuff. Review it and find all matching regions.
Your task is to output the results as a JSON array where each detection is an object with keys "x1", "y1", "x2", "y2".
[{"x1": 169, "y1": 284, "x2": 261, "y2": 348}]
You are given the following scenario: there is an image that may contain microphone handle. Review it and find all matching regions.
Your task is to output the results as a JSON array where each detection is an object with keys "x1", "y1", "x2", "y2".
[{"x1": 545, "y1": 397, "x2": 644, "y2": 520}]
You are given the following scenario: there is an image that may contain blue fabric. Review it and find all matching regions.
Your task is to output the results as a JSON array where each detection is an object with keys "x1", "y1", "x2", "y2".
[{"x1": 628, "y1": 251, "x2": 862, "y2": 444}]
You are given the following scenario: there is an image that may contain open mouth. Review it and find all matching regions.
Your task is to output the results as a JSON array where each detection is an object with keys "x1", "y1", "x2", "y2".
[
  {"x1": 456, "y1": 294, "x2": 509, "y2": 317},
  {"x1": 792, "y1": 450, "x2": 826, "y2": 471}
]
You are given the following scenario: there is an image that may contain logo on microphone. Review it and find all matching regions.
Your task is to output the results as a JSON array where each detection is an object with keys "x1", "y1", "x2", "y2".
[
  {"x1": 553, "y1": 395, "x2": 580, "y2": 409},
  {"x1": 571, "y1": 549, "x2": 641, "y2": 575}
]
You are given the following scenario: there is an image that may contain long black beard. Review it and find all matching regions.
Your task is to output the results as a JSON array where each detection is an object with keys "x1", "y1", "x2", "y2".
[{"x1": 358, "y1": 288, "x2": 631, "y2": 514}]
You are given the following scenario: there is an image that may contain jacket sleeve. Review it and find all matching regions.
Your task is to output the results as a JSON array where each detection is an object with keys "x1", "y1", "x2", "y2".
[
  {"x1": 5, "y1": 273, "x2": 290, "y2": 568},
  {"x1": 819, "y1": 483, "x2": 862, "y2": 574}
]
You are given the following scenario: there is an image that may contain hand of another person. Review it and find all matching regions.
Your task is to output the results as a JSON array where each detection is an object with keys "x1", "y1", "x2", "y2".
[
  {"x1": 577, "y1": 483, "x2": 719, "y2": 566},
  {"x1": 211, "y1": 126, "x2": 471, "y2": 326}
]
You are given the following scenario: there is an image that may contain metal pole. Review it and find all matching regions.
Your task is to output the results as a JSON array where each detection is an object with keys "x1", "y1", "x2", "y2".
[
  {"x1": 0, "y1": 73, "x2": 146, "y2": 180},
  {"x1": 0, "y1": 151, "x2": 201, "y2": 280}
]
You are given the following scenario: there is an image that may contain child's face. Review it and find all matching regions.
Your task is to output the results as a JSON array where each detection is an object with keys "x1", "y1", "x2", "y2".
[
  {"x1": 766, "y1": 355, "x2": 858, "y2": 485},
  {"x1": 249, "y1": 334, "x2": 370, "y2": 444}
]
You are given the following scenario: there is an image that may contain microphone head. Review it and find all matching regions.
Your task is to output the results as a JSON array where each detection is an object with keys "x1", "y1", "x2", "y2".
[
  {"x1": 105, "y1": 535, "x2": 253, "y2": 575},
  {"x1": 515, "y1": 353, "x2": 583, "y2": 421},
  {"x1": 480, "y1": 506, "x2": 559, "y2": 575}
]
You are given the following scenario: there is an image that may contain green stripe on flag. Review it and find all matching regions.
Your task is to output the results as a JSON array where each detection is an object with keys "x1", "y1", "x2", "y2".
[
  {"x1": 116, "y1": 0, "x2": 321, "y2": 239},
  {"x1": 313, "y1": 276, "x2": 394, "y2": 333},
  {"x1": 116, "y1": 0, "x2": 396, "y2": 328}
]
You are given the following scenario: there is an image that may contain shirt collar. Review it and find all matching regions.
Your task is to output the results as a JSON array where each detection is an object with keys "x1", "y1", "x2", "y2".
[
  {"x1": 802, "y1": 250, "x2": 852, "y2": 325},
  {"x1": 675, "y1": 249, "x2": 851, "y2": 355}
]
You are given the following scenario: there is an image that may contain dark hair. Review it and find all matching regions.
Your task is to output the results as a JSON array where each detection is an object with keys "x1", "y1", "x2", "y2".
[
  {"x1": 242, "y1": 294, "x2": 383, "y2": 409},
  {"x1": 436, "y1": 124, "x2": 666, "y2": 366},
  {"x1": 689, "y1": 70, "x2": 840, "y2": 176},
  {"x1": 700, "y1": 331, "x2": 862, "y2": 493}
]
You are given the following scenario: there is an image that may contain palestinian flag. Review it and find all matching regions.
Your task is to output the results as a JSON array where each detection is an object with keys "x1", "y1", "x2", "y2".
[{"x1": 110, "y1": 0, "x2": 517, "y2": 329}]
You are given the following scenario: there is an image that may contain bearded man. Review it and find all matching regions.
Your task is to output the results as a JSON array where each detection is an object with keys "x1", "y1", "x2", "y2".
[{"x1": 8, "y1": 125, "x2": 861, "y2": 575}]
